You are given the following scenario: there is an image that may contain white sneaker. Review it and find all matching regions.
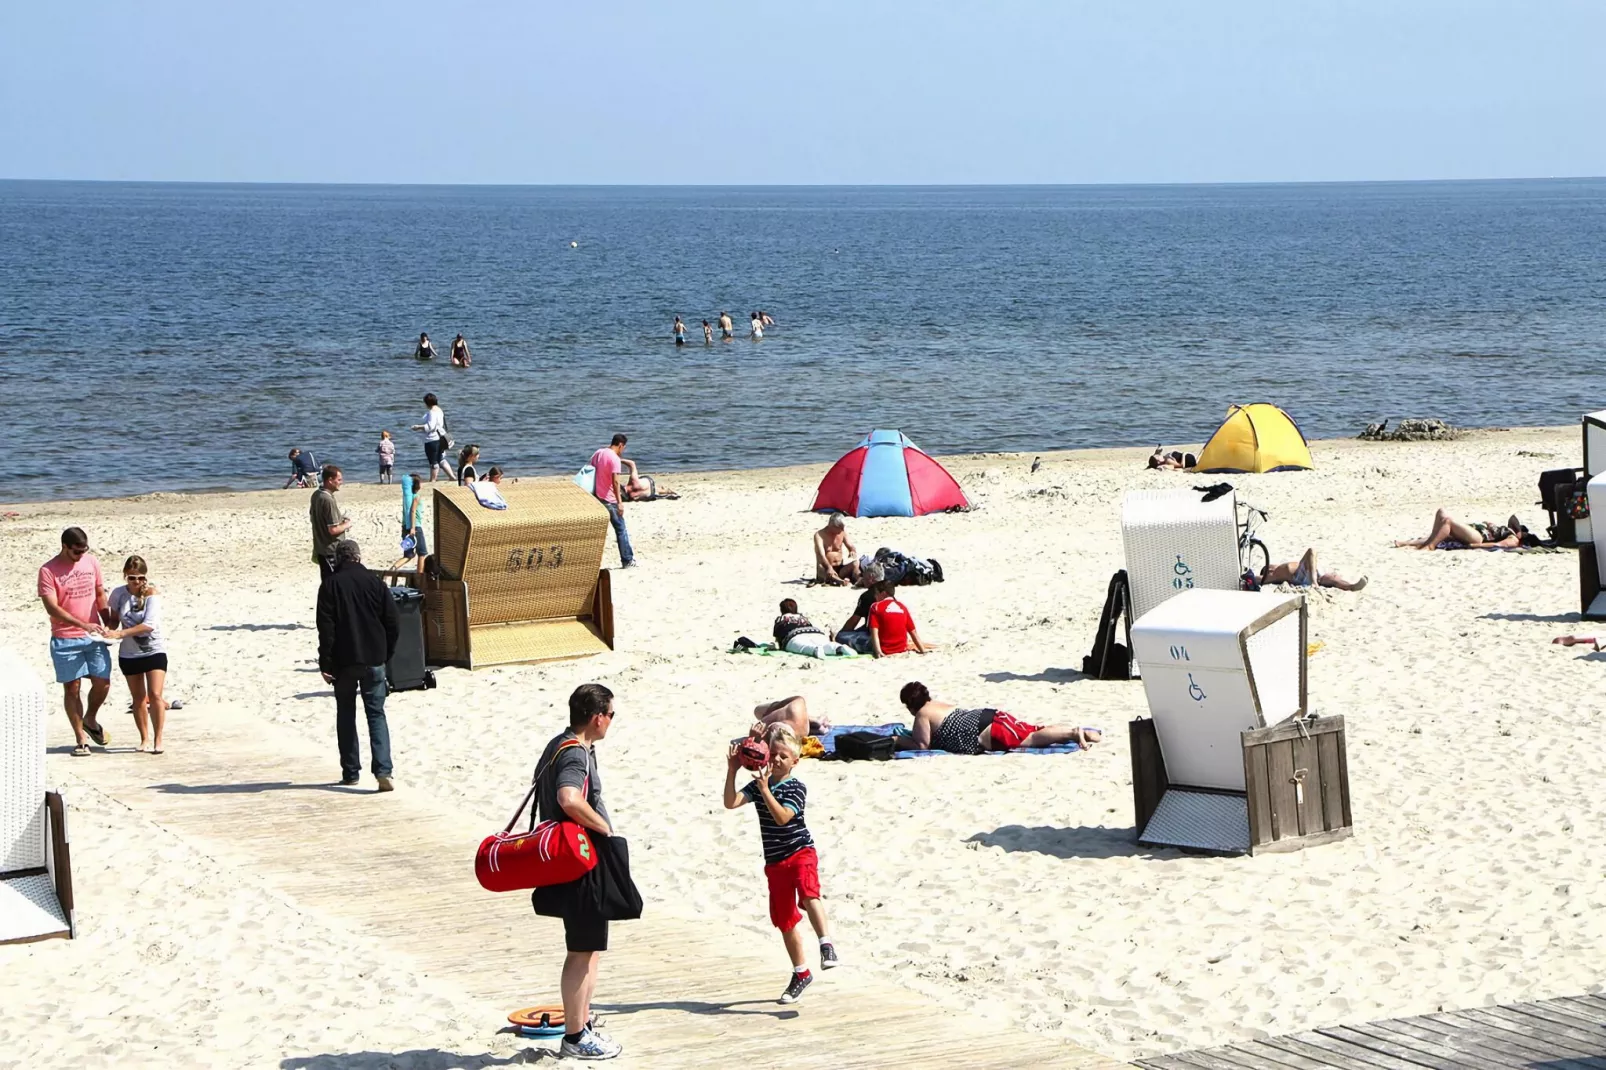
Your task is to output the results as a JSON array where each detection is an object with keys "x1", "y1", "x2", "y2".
[{"x1": 560, "y1": 1027, "x2": 622, "y2": 1060}]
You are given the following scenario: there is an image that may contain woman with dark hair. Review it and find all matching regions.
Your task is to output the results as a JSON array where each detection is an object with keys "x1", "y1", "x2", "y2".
[
  {"x1": 897, "y1": 682, "x2": 1100, "y2": 755},
  {"x1": 414, "y1": 332, "x2": 437, "y2": 361},
  {"x1": 450, "y1": 334, "x2": 472, "y2": 367},
  {"x1": 106, "y1": 555, "x2": 169, "y2": 753},
  {"x1": 457, "y1": 444, "x2": 481, "y2": 485},
  {"x1": 1394, "y1": 510, "x2": 1530, "y2": 549},
  {"x1": 409, "y1": 393, "x2": 454, "y2": 482}
]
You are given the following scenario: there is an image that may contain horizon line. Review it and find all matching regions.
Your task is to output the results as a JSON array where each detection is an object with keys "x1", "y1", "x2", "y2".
[{"x1": 2, "y1": 174, "x2": 1604, "y2": 191}]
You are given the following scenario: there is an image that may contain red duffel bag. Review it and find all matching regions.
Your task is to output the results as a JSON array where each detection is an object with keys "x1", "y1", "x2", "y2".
[{"x1": 476, "y1": 741, "x2": 600, "y2": 893}]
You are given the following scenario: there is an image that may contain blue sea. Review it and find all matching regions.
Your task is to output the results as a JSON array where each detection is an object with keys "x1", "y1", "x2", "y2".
[{"x1": 3, "y1": 179, "x2": 1605, "y2": 501}]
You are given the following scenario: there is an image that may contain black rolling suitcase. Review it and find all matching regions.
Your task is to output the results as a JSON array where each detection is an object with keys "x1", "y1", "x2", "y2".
[{"x1": 387, "y1": 586, "x2": 436, "y2": 692}]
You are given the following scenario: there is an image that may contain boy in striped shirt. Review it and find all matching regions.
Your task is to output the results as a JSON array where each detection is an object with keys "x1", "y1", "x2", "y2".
[{"x1": 723, "y1": 724, "x2": 839, "y2": 1003}]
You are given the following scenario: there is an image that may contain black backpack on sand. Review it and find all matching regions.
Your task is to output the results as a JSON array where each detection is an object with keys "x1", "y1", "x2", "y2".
[{"x1": 1082, "y1": 570, "x2": 1134, "y2": 681}]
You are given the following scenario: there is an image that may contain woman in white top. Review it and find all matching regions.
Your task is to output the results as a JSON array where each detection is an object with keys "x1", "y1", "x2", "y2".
[
  {"x1": 105, "y1": 554, "x2": 169, "y2": 754},
  {"x1": 409, "y1": 392, "x2": 456, "y2": 482}
]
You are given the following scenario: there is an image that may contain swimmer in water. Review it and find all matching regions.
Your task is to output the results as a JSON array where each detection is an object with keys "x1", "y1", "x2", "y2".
[{"x1": 673, "y1": 316, "x2": 687, "y2": 347}]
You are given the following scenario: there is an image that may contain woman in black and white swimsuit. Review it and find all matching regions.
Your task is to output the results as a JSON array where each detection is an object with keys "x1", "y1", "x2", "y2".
[{"x1": 1394, "y1": 509, "x2": 1528, "y2": 549}]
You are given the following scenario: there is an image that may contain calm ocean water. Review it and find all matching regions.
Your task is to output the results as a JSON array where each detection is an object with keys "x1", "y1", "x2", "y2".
[{"x1": 3, "y1": 179, "x2": 1605, "y2": 501}]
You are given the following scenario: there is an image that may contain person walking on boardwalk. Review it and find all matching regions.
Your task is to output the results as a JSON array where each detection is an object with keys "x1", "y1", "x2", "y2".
[
  {"x1": 309, "y1": 464, "x2": 352, "y2": 584},
  {"x1": 534, "y1": 683, "x2": 624, "y2": 1060},
  {"x1": 37, "y1": 526, "x2": 113, "y2": 756},
  {"x1": 316, "y1": 539, "x2": 399, "y2": 792},
  {"x1": 589, "y1": 434, "x2": 635, "y2": 568}
]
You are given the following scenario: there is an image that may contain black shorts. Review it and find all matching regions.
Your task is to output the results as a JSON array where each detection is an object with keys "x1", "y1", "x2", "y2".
[
  {"x1": 564, "y1": 913, "x2": 609, "y2": 953},
  {"x1": 424, "y1": 439, "x2": 445, "y2": 465},
  {"x1": 119, "y1": 652, "x2": 168, "y2": 677}
]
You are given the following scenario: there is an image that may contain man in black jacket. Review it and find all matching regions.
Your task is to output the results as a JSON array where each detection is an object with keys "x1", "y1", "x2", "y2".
[{"x1": 316, "y1": 539, "x2": 400, "y2": 791}]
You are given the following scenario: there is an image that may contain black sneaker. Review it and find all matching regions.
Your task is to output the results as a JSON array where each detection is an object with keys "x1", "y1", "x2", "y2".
[
  {"x1": 820, "y1": 942, "x2": 840, "y2": 969},
  {"x1": 778, "y1": 969, "x2": 812, "y2": 1004},
  {"x1": 339, "y1": 775, "x2": 359, "y2": 786}
]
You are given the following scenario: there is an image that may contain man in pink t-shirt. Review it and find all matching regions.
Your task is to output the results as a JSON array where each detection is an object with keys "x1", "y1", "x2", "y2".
[
  {"x1": 37, "y1": 526, "x2": 114, "y2": 754},
  {"x1": 589, "y1": 433, "x2": 635, "y2": 567}
]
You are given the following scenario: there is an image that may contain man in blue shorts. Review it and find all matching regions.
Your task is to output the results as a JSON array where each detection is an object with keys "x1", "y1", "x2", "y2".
[{"x1": 37, "y1": 527, "x2": 113, "y2": 755}]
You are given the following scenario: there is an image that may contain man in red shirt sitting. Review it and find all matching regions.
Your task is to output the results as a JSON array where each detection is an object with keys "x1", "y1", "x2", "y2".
[{"x1": 867, "y1": 581, "x2": 929, "y2": 658}]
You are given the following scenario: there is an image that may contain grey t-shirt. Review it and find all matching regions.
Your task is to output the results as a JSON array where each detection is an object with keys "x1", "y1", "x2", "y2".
[
  {"x1": 534, "y1": 730, "x2": 610, "y2": 831},
  {"x1": 107, "y1": 586, "x2": 165, "y2": 660},
  {"x1": 310, "y1": 489, "x2": 345, "y2": 564}
]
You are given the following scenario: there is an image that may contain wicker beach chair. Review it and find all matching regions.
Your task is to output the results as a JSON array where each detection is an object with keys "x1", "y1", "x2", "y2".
[
  {"x1": 1121, "y1": 487, "x2": 1242, "y2": 624},
  {"x1": 0, "y1": 648, "x2": 75, "y2": 944},
  {"x1": 419, "y1": 482, "x2": 614, "y2": 668}
]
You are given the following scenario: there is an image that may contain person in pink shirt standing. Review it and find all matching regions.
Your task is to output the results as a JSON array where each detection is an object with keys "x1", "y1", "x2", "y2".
[
  {"x1": 37, "y1": 527, "x2": 114, "y2": 756},
  {"x1": 589, "y1": 433, "x2": 635, "y2": 568}
]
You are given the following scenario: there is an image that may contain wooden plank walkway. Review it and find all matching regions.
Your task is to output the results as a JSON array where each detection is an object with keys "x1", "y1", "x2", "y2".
[
  {"x1": 1136, "y1": 994, "x2": 1606, "y2": 1070},
  {"x1": 68, "y1": 702, "x2": 1128, "y2": 1070}
]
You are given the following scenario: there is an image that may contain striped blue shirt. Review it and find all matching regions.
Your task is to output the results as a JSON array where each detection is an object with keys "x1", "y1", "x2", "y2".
[{"x1": 740, "y1": 776, "x2": 815, "y2": 865}]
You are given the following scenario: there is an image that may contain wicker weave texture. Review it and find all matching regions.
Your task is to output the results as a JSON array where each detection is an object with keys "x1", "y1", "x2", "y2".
[
  {"x1": 470, "y1": 619, "x2": 610, "y2": 667},
  {"x1": 1122, "y1": 489, "x2": 1241, "y2": 623},
  {"x1": 433, "y1": 483, "x2": 608, "y2": 626},
  {"x1": 0, "y1": 648, "x2": 47, "y2": 873},
  {"x1": 1245, "y1": 611, "x2": 1302, "y2": 724}
]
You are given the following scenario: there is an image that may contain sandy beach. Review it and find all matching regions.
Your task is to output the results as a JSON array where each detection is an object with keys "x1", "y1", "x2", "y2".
[{"x1": 4, "y1": 425, "x2": 1605, "y2": 1067}]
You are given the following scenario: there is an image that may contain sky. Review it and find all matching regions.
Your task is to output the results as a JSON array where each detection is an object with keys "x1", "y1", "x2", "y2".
[{"x1": 3, "y1": 1, "x2": 1603, "y2": 185}]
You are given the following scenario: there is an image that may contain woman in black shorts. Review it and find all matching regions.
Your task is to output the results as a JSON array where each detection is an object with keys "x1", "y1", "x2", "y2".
[{"x1": 106, "y1": 554, "x2": 169, "y2": 754}]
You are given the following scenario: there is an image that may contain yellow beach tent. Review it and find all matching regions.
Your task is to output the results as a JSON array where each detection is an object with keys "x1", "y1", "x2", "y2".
[{"x1": 1196, "y1": 403, "x2": 1313, "y2": 473}]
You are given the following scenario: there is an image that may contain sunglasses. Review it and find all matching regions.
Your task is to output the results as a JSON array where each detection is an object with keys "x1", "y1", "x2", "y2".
[{"x1": 125, "y1": 575, "x2": 147, "y2": 582}]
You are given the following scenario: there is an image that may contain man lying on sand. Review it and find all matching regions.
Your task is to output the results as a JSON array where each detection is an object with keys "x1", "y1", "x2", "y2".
[
  {"x1": 813, "y1": 513, "x2": 859, "y2": 586},
  {"x1": 1395, "y1": 510, "x2": 1531, "y2": 549},
  {"x1": 897, "y1": 682, "x2": 1100, "y2": 754},
  {"x1": 1259, "y1": 548, "x2": 1367, "y2": 591},
  {"x1": 750, "y1": 695, "x2": 831, "y2": 740}
]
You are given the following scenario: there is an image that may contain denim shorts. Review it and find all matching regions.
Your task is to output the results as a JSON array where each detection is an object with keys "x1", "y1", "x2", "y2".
[{"x1": 50, "y1": 636, "x2": 112, "y2": 683}]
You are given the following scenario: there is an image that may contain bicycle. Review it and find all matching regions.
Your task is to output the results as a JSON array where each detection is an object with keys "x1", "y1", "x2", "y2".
[{"x1": 1237, "y1": 499, "x2": 1271, "y2": 576}]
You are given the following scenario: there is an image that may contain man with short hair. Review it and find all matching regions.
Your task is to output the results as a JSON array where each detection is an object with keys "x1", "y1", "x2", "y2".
[
  {"x1": 835, "y1": 566, "x2": 885, "y2": 654},
  {"x1": 869, "y1": 581, "x2": 928, "y2": 658},
  {"x1": 284, "y1": 447, "x2": 319, "y2": 489},
  {"x1": 310, "y1": 464, "x2": 352, "y2": 583},
  {"x1": 38, "y1": 527, "x2": 113, "y2": 755},
  {"x1": 589, "y1": 434, "x2": 635, "y2": 568},
  {"x1": 534, "y1": 683, "x2": 623, "y2": 1061},
  {"x1": 316, "y1": 539, "x2": 399, "y2": 791},
  {"x1": 813, "y1": 513, "x2": 859, "y2": 586}
]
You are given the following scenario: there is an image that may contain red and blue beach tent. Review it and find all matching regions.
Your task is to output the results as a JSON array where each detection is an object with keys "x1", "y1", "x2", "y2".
[{"x1": 811, "y1": 429, "x2": 970, "y2": 517}]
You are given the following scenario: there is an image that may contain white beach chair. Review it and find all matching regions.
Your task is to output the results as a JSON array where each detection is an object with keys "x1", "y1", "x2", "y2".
[
  {"x1": 1129, "y1": 589, "x2": 1336, "y2": 855},
  {"x1": 1121, "y1": 487, "x2": 1243, "y2": 625},
  {"x1": 1577, "y1": 412, "x2": 1606, "y2": 618},
  {"x1": 0, "y1": 648, "x2": 75, "y2": 944}
]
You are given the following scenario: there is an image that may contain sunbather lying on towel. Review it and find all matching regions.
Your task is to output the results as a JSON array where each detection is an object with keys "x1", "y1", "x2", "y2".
[
  {"x1": 1258, "y1": 548, "x2": 1367, "y2": 591},
  {"x1": 896, "y1": 681, "x2": 1101, "y2": 755},
  {"x1": 1147, "y1": 446, "x2": 1197, "y2": 470},
  {"x1": 1395, "y1": 510, "x2": 1531, "y2": 549},
  {"x1": 749, "y1": 695, "x2": 831, "y2": 741},
  {"x1": 773, "y1": 600, "x2": 857, "y2": 658},
  {"x1": 621, "y1": 459, "x2": 679, "y2": 500}
]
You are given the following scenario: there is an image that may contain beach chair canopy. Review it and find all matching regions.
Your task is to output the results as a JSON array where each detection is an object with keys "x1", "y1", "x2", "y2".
[
  {"x1": 1196, "y1": 404, "x2": 1313, "y2": 474},
  {"x1": 812, "y1": 429, "x2": 969, "y2": 517}
]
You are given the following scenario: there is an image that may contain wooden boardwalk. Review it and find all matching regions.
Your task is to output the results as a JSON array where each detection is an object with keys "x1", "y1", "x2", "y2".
[
  {"x1": 1137, "y1": 994, "x2": 1606, "y2": 1070},
  {"x1": 69, "y1": 701, "x2": 1128, "y2": 1070}
]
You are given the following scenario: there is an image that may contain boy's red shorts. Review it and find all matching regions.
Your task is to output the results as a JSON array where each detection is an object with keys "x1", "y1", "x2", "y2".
[
  {"x1": 988, "y1": 710, "x2": 1043, "y2": 750},
  {"x1": 763, "y1": 846, "x2": 820, "y2": 930}
]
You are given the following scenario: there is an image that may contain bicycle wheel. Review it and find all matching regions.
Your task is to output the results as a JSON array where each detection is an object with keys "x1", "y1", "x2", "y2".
[{"x1": 1247, "y1": 538, "x2": 1271, "y2": 576}]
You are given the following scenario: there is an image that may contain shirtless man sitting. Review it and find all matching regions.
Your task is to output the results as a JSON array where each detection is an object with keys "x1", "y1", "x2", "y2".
[
  {"x1": 897, "y1": 681, "x2": 1100, "y2": 755},
  {"x1": 813, "y1": 513, "x2": 860, "y2": 586}
]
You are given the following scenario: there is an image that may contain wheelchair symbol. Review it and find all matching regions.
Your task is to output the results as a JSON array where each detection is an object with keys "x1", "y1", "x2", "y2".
[
  {"x1": 1171, "y1": 555, "x2": 1194, "y2": 590},
  {"x1": 1187, "y1": 673, "x2": 1206, "y2": 702}
]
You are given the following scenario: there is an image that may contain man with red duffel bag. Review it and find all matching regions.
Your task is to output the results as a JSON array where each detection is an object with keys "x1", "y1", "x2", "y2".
[{"x1": 533, "y1": 683, "x2": 623, "y2": 1061}]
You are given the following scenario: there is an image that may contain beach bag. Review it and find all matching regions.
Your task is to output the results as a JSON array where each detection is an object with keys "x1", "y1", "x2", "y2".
[
  {"x1": 1082, "y1": 570, "x2": 1134, "y2": 681},
  {"x1": 834, "y1": 731, "x2": 896, "y2": 761},
  {"x1": 475, "y1": 741, "x2": 599, "y2": 893}
]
